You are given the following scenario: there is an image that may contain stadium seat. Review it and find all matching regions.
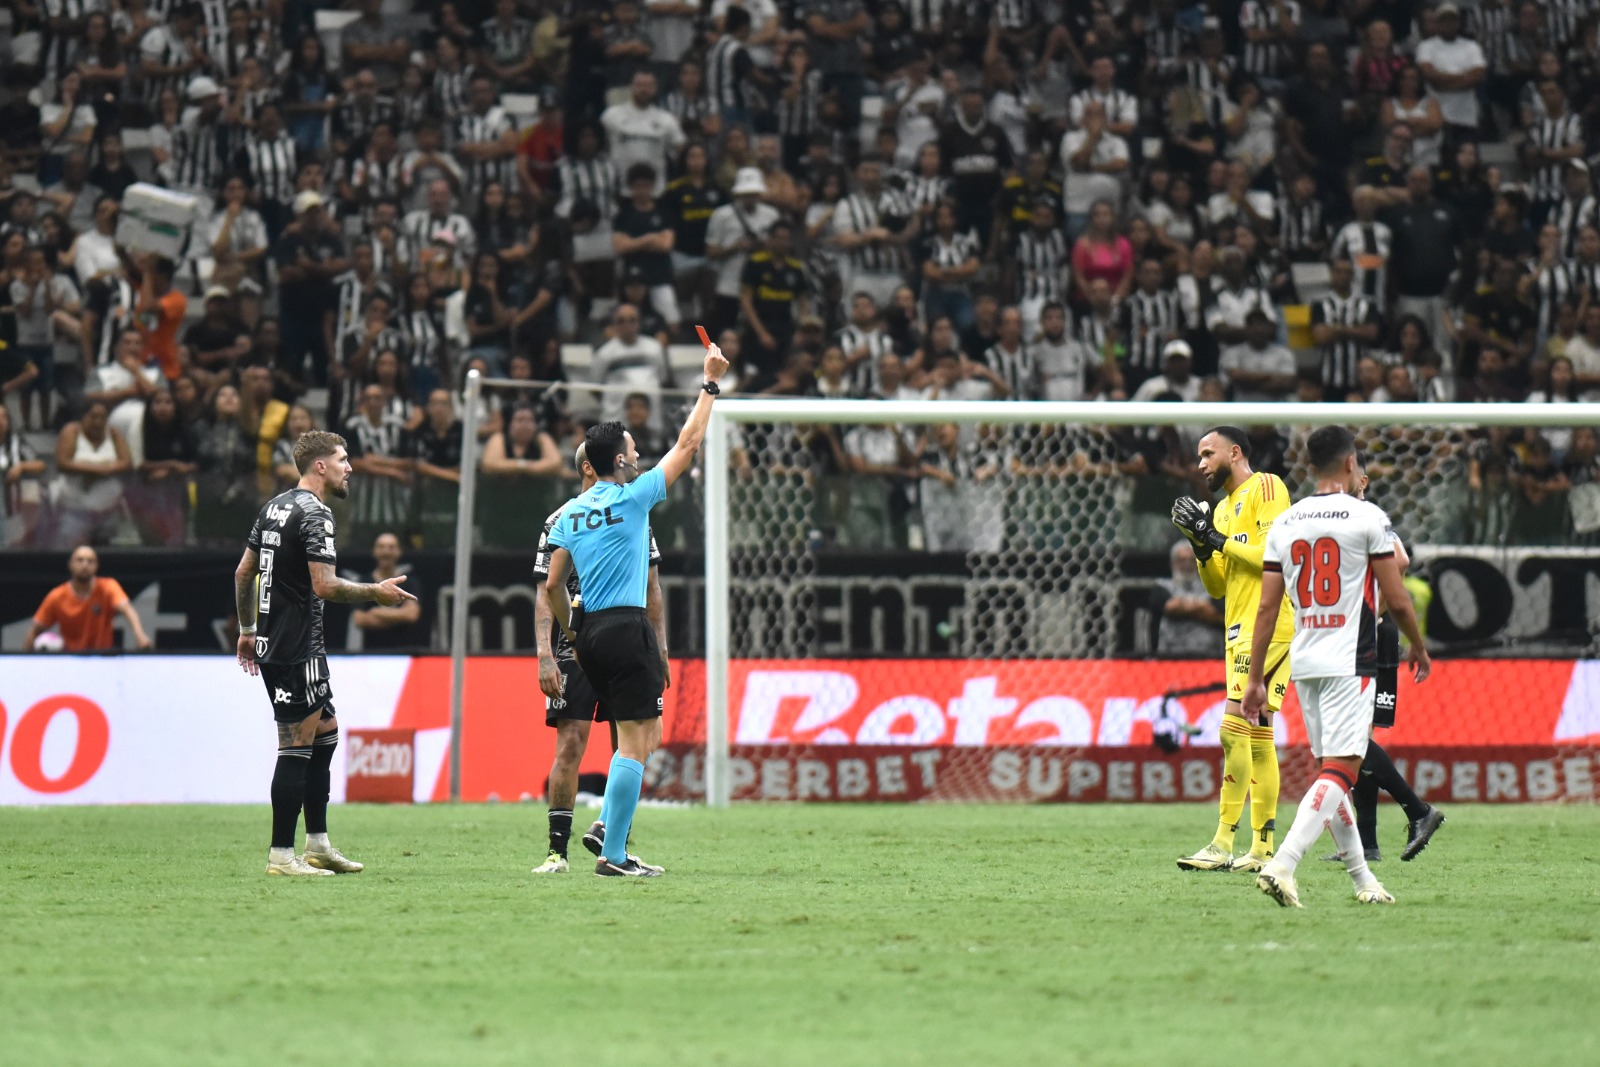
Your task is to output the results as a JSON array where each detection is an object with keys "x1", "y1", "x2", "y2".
[
  {"x1": 667, "y1": 344, "x2": 705, "y2": 390},
  {"x1": 1291, "y1": 262, "x2": 1332, "y2": 305},
  {"x1": 559, "y1": 344, "x2": 594, "y2": 377},
  {"x1": 314, "y1": 10, "x2": 360, "y2": 70},
  {"x1": 501, "y1": 94, "x2": 541, "y2": 126}
]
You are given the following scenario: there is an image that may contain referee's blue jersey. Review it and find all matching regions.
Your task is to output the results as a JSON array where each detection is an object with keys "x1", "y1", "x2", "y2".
[{"x1": 548, "y1": 466, "x2": 667, "y2": 611}]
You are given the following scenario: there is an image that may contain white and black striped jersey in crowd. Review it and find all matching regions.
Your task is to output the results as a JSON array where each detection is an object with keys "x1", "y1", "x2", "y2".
[
  {"x1": 1075, "y1": 311, "x2": 1113, "y2": 363},
  {"x1": 664, "y1": 88, "x2": 715, "y2": 135},
  {"x1": 456, "y1": 107, "x2": 514, "y2": 195},
  {"x1": 1143, "y1": 20, "x2": 1191, "y2": 73},
  {"x1": 245, "y1": 488, "x2": 338, "y2": 665},
  {"x1": 0, "y1": 431, "x2": 40, "y2": 521},
  {"x1": 992, "y1": 0, "x2": 1035, "y2": 30},
  {"x1": 1532, "y1": 258, "x2": 1600, "y2": 343},
  {"x1": 242, "y1": 131, "x2": 298, "y2": 206},
  {"x1": 1464, "y1": 2, "x2": 1514, "y2": 70},
  {"x1": 921, "y1": 228, "x2": 980, "y2": 278},
  {"x1": 1184, "y1": 57, "x2": 1237, "y2": 127},
  {"x1": 1544, "y1": 0, "x2": 1592, "y2": 46},
  {"x1": 1116, "y1": 288, "x2": 1184, "y2": 376},
  {"x1": 985, "y1": 340, "x2": 1037, "y2": 400},
  {"x1": 401, "y1": 210, "x2": 477, "y2": 264},
  {"x1": 554, "y1": 154, "x2": 620, "y2": 220},
  {"x1": 839, "y1": 324, "x2": 896, "y2": 396},
  {"x1": 343, "y1": 413, "x2": 412, "y2": 533},
  {"x1": 902, "y1": 173, "x2": 951, "y2": 216},
  {"x1": 432, "y1": 65, "x2": 475, "y2": 120},
  {"x1": 196, "y1": 0, "x2": 230, "y2": 60},
  {"x1": 835, "y1": 188, "x2": 912, "y2": 274},
  {"x1": 350, "y1": 154, "x2": 406, "y2": 205},
  {"x1": 1553, "y1": 192, "x2": 1598, "y2": 258},
  {"x1": 171, "y1": 115, "x2": 229, "y2": 193},
  {"x1": 404, "y1": 307, "x2": 446, "y2": 373},
  {"x1": 478, "y1": 15, "x2": 535, "y2": 68},
  {"x1": 336, "y1": 326, "x2": 411, "y2": 420},
  {"x1": 331, "y1": 273, "x2": 396, "y2": 352},
  {"x1": 904, "y1": 0, "x2": 951, "y2": 35},
  {"x1": 211, "y1": 37, "x2": 275, "y2": 84},
  {"x1": 1527, "y1": 111, "x2": 1585, "y2": 205},
  {"x1": 1014, "y1": 227, "x2": 1068, "y2": 303},
  {"x1": 40, "y1": 0, "x2": 101, "y2": 83},
  {"x1": 775, "y1": 69, "x2": 824, "y2": 139},
  {"x1": 336, "y1": 95, "x2": 396, "y2": 155},
  {"x1": 706, "y1": 34, "x2": 757, "y2": 112},
  {"x1": 1068, "y1": 86, "x2": 1138, "y2": 131},
  {"x1": 1329, "y1": 219, "x2": 1392, "y2": 313},
  {"x1": 392, "y1": 89, "x2": 432, "y2": 135},
  {"x1": 139, "y1": 24, "x2": 194, "y2": 108},
  {"x1": 1238, "y1": 0, "x2": 1299, "y2": 79},
  {"x1": 1277, "y1": 196, "x2": 1326, "y2": 261},
  {"x1": 232, "y1": 86, "x2": 280, "y2": 128},
  {"x1": 1312, "y1": 291, "x2": 1379, "y2": 395}
]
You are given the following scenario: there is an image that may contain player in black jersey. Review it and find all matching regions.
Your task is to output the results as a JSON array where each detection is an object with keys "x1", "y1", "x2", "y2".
[
  {"x1": 1324, "y1": 463, "x2": 1446, "y2": 865},
  {"x1": 234, "y1": 430, "x2": 416, "y2": 877},
  {"x1": 530, "y1": 443, "x2": 666, "y2": 874}
]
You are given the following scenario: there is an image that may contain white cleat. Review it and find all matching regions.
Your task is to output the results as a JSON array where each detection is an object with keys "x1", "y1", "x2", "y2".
[
  {"x1": 532, "y1": 851, "x2": 570, "y2": 874},
  {"x1": 266, "y1": 854, "x2": 335, "y2": 877},
  {"x1": 1355, "y1": 883, "x2": 1396, "y2": 904},
  {"x1": 303, "y1": 845, "x2": 364, "y2": 873},
  {"x1": 1256, "y1": 863, "x2": 1302, "y2": 908},
  {"x1": 1228, "y1": 852, "x2": 1272, "y2": 873},
  {"x1": 1176, "y1": 843, "x2": 1234, "y2": 871}
]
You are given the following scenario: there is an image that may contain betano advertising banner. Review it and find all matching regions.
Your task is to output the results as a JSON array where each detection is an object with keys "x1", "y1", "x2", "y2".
[{"x1": 1, "y1": 657, "x2": 1597, "y2": 805}]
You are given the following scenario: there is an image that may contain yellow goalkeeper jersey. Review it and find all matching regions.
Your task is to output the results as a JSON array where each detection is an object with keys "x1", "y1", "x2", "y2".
[{"x1": 1196, "y1": 470, "x2": 1295, "y2": 648}]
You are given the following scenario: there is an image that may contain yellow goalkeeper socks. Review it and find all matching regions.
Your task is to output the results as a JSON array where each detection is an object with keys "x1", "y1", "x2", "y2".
[
  {"x1": 1249, "y1": 722, "x2": 1280, "y2": 856},
  {"x1": 1213, "y1": 714, "x2": 1252, "y2": 851}
]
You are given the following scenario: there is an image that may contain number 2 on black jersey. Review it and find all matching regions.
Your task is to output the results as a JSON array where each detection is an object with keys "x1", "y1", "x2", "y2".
[
  {"x1": 258, "y1": 548, "x2": 275, "y2": 613},
  {"x1": 1289, "y1": 537, "x2": 1341, "y2": 607}
]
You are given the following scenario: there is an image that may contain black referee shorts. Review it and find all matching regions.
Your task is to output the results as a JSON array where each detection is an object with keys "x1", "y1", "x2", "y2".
[
  {"x1": 573, "y1": 608, "x2": 664, "y2": 723},
  {"x1": 1373, "y1": 617, "x2": 1401, "y2": 729},
  {"x1": 260, "y1": 656, "x2": 337, "y2": 724},
  {"x1": 545, "y1": 657, "x2": 605, "y2": 727}
]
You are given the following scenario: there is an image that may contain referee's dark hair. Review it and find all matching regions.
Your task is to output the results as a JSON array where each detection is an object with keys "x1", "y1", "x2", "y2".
[
  {"x1": 584, "y1": 421, "x2": 628, "y2": 478},
  {"x1": 1307, "y1": 425, "x2": 1357, "y2": 474},
  {"x1": 1204, "y1": 425, "x2": 1251, "y2": 459}
]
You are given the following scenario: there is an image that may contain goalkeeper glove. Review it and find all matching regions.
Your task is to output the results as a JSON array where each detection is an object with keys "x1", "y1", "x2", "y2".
[{"x1": 1172, "y1": 495, "x2": 1228, "y2": 554}]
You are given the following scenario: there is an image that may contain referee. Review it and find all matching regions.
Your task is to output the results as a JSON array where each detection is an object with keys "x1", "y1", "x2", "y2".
[{"x1": 544, "y1": 343, "x2": 729, "y2": 877}]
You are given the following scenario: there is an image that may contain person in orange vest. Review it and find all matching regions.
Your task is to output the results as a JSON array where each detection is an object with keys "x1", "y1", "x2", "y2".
[{"x1": 26, "y1": 545, "x2": 152, "y2": 651}]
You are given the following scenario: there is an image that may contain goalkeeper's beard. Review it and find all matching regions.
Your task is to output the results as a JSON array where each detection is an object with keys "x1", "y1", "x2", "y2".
[{"x1": 1206, "y1": 465, "x2": 1229, "y2": 494}]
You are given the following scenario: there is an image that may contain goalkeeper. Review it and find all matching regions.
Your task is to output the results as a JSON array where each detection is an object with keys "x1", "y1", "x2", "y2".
[{"x1": 1171, "y1": 426, "x2": 1294, "y2": 873}]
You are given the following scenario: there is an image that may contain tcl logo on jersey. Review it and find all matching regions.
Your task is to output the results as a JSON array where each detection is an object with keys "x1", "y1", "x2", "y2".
[{"x1": 567, "y1": 507, "x2": 625, "y2": 531}]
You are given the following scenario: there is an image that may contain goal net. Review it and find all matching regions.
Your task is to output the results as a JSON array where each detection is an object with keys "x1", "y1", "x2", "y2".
[{"x1": 654, "y1": 400, "x2": 1600, "y2": 807}]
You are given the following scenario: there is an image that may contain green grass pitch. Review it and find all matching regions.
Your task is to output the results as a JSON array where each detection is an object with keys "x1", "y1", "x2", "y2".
[{"x1": 3, "y1": 803, "x2": 1597, "y2": 1067}]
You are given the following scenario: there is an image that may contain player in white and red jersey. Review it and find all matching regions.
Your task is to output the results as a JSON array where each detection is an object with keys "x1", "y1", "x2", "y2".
[{"x1": 1242, "y1": 426, "x2": 1431, "y2": 908}]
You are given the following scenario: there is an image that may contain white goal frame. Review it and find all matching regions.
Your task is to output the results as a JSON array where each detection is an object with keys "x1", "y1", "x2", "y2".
[{"x1": 698, "y1": 399, "x2": 1593, "y2": 808}]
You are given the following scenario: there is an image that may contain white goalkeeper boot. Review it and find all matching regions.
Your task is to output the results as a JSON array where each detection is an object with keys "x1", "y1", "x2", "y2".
[{"x1": 303, "y1": 836, "x2": 364, "y2": 873}]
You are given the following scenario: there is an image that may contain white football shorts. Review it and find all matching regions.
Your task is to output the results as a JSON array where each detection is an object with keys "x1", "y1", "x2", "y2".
[{"x1": 1294, "y1": 675, "x2": 1376, "y2": 759}]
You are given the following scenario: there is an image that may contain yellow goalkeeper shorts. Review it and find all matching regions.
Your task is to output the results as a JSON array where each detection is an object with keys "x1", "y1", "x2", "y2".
[{"x1": 1226, "y1": 640, "x2": 1291, "y2": 713}]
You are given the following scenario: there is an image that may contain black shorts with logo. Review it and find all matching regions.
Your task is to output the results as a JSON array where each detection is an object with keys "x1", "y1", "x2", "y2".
[
  {"x1": 546, "y1": 658, "x2": 605, "y2": 727},
  {"x1": 573, "y1": 607, "x2": 664, "y2": 723},
  {"x1": 260, "y1": 656, "x2": 337, "y2": 724},
  {"x1": 1373, "y1": 617, "x2": 1401, "y2": 729}
]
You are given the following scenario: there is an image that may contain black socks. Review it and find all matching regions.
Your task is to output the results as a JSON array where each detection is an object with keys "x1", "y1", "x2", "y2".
[
  {"x1": 271, "y1": 746, "x2": 313, "y2": 849},
  {"x1": 304, "y1": 730, "x2": 339, "y2": 836},
  {"x1": 1364, "y1": 740, "x2": 1430, "y2": 824},
  {"x1": 548, "y1": 809, "x2": 573, "y2": 858}
]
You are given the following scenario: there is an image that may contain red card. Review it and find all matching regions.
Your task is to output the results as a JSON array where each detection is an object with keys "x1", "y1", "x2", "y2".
[{"x1": 695, "y1": 325, "x2": 711, "y2": 348}]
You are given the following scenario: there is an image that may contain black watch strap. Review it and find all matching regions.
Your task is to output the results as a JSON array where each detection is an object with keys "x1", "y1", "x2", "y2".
[{"x1": 702, "y1": 380, "x2": 721, "y2": 395}]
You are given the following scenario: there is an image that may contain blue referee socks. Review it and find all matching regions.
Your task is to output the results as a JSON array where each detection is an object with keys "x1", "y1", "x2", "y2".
[{"x1": 600, "y1": 754, "x2": 645, "y2": 864}]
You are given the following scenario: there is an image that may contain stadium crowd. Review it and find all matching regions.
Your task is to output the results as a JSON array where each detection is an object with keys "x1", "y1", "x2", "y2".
[{"x1": 1, "y1": 0, "x2": 1598, "y2": 556}]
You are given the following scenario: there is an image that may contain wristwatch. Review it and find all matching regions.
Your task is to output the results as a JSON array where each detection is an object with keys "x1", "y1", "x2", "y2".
[{"x1": 702, "y1": 380, "x2": 721, "y2": 395}]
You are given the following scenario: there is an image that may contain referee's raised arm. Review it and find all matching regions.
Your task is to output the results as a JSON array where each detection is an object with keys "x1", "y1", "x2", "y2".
[{"x1": 657, "y1": 344, "x2": 732, "y2": 486}]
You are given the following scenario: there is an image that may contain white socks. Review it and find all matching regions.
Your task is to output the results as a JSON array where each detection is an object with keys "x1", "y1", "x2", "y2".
[
  {"x1": 269, "y1": 846, "x2": 295, "y2": 864},
  {"x1": 1275, "y1": 771, "x2": 1352, "y2": 873},
  {"x1": 1328, "y1": 797, "x2": 1380, "y2": 890},
  {"x1": 306, "y1": 833, "x2": 330, "y2": 851}
]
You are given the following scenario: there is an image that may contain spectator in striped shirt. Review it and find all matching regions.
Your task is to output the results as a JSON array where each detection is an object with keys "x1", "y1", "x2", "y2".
[
  {"x1": 916, "y1": 200, "x2": 980, "y2": 334},
  {"x1": 1239, "y1": 0, "x2": 1300, "y2": 84},
  {"x1": 831, "y1": 156, "x2": 914, "y2": 312},
  {"x1": 1312, "y1": 258, "x2": 1383, "y2": 398},
  {"x1": 477, "y1": 0, "x2": 538, "y2": 92},
  {"x1": 455, "y1": 75, "x2": 516, "y2": 203},
  {"x1": 1523, "y1": 80, "x2": 1586, "y2": 223}
]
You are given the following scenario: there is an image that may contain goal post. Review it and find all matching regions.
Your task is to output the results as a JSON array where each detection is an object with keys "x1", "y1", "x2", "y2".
[{"x1": 699, "y1": 400, "x2": 1599, "y2": 808}]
